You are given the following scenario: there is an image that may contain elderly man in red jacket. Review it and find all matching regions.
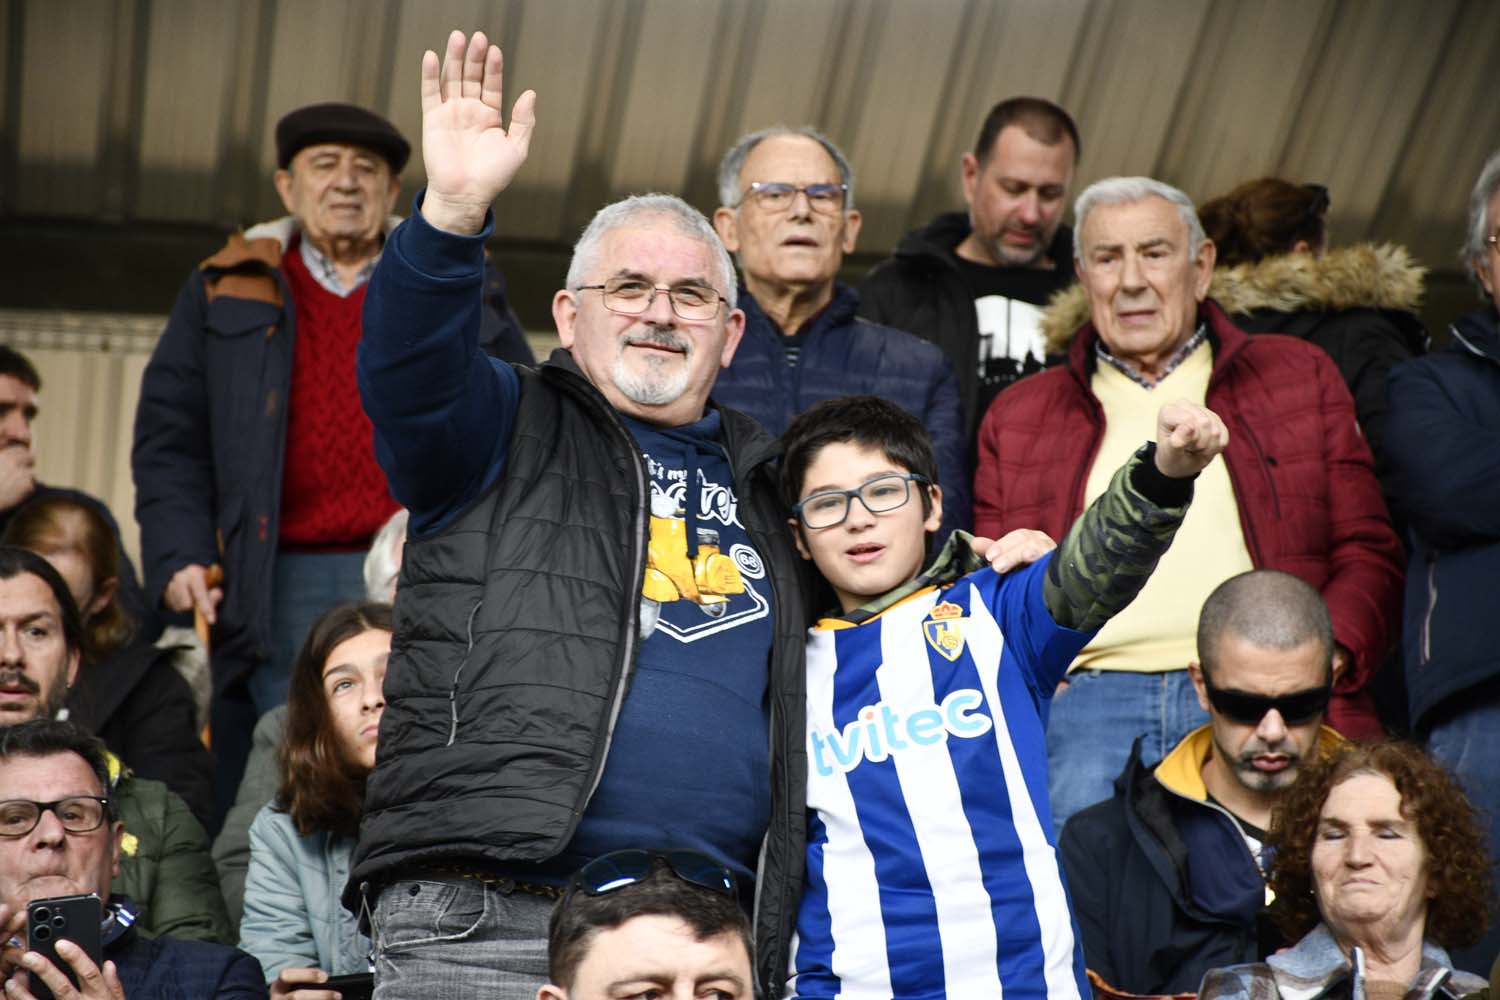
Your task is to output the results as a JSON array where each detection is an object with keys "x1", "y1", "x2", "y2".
[{"x1": 973, "y1": 176, "x2": 1402, "y2": 832}]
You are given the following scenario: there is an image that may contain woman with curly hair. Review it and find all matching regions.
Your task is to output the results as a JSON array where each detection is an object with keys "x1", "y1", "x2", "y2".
[
  {"x1": 1199, "y1": 741, "x2": 1491, "y2": 1000},
  {"x1": 238, "y1": 601, "x2": 390, "y2": 998}
]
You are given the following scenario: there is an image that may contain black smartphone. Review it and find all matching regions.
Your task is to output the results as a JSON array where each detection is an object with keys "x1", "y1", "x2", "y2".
[
  {"x1": 322, "y1": 972, "x2": 375, "y2": 1000},
  {"x1": 26, "y1": 894, "x2": 103, "y2": 1000}
]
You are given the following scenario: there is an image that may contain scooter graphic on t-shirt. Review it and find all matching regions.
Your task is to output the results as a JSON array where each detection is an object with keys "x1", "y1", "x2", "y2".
[{"x1": 640, "y1": 491, "x2": 746, "y2": 638}]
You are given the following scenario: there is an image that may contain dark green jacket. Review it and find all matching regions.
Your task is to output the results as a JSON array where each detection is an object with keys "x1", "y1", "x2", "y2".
[{"x1": 111, "y1": 754, "x2": 232, "y2": 943}]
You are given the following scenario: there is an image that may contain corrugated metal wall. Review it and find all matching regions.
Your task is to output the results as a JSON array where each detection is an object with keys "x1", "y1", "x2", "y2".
[
  {"x1": 5, "y1": 0, "x2": 1496, "y2": 262},
  {"x1": 2, "y1": 0, "x2": 1496, "y2": 563}
]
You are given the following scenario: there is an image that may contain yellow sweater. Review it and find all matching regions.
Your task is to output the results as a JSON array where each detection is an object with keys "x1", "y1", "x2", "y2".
[{"x1": 1071, "y1": 343, "x2": 1253, "y2": 673}]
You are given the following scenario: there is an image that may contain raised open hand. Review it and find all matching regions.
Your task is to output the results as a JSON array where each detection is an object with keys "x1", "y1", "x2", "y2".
[{"x1": 418, "y1": 30, "x2": 537, "y2": 236}]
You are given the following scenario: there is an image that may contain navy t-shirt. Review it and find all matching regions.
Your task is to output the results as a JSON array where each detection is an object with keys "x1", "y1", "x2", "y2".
[{"x1": 558, "y1": 412, "x2": 774, "y2": 886}]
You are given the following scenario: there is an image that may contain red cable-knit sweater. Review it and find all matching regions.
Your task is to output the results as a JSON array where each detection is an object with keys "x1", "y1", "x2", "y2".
[{"x1": 278, "y1": 238, "x2": 399, "y2": 548}]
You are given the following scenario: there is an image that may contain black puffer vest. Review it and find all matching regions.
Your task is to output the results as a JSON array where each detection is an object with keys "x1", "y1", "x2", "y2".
[{"x1": 347, "y1": 352, "x2": 810, "y2": 998}]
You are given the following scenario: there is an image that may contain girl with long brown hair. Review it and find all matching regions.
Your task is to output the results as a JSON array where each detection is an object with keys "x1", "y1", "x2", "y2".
[{"x1": 238, "y1": 601, "x2": 391, "y2": 998}]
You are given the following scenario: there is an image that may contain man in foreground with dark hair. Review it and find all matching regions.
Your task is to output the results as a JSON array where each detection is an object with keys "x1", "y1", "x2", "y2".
[
  {"x1": 537, "y1": 850, "x2": 752, "y2": 1000},
  {"x1": 1059, "y1": 570, "x2": 1343, "y2": 996},
  {"x1": 859, "y1": 96, "x2": 1081, "y2": 441},
  {"x1": 0, "y1": 719, "x2": 263, "y2": 999}
]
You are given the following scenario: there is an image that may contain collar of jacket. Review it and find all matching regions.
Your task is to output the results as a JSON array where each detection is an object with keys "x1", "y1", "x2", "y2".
[
  {"x1": 894, "y1": 211, "x2": 1074, "y2": 276},
  {"x1": 1210, "y1": 244, "x2": 1426, "y2": 317},
  {"x1": 1153, "y1": 724, "x2": 1345, "y2": 802},
  {"x1": 198, "y1": 214, "x2": 404, "y2": 274},
  {"x1": 1039, "y1": 244, "x2": 1423, "y2": 352},
  {"x1": 832, "y1": 529, "x2": 984, "y2": 625},
  {"x1": 539, "y1": 347, "x2": 784, "y2": 479},
  {"x1": 1058, "y1": 298, "x2": 1248, "y2": 387},
  {"x1": 1266, "y1": 923, "x2": 1480, "y2": 1000},
  {"x1": 736, "y1": 282, "x2": 859, "y2": 341},
  {"x1": 1449, "y1": 307, "x2": 1500, "y2": 365},
  {"x1": 100, "y1": 749, "x2": 141, "y2": 857}
]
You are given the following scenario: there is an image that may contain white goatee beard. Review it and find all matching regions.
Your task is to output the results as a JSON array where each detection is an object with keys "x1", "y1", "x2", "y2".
[{"x1": 613, "y1": 332, "x2": 693, "y2": 406}]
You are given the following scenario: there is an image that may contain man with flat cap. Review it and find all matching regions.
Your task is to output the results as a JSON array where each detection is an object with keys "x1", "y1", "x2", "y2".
[{"x1": 133, "y1": 102, "x2": 534, "y2": 823}]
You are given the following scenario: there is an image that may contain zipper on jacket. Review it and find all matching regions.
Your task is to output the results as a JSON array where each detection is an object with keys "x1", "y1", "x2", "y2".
[
  {"x1": 1233, "y1": 415, "x2": 1281, "y2": 521},
  {"x1": 1420, "y1": 557, "x2": 1437, "y2": 666},
  {"x1": 445, "y1": 599, "x2": 485, "y2": 745},
  {"x1": 721, "y1": 414, "x2": 799, "y2": 999},
  {"x1": 553, "y1": 371, "x2": 649, "y2": 811}
]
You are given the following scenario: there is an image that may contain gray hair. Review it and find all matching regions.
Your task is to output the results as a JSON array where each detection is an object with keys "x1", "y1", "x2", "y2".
[
  {"x1": 716, "y1": 126, "x2": 856, "y2": 210},
  {"x1": 1462, "y1": 148, "x2": 1500, "y2": 268},
  {"x1": 1197, "y1": 570, "x2": 1334, "y2": 681},
  {"x1": 363, "y1": 507, "x2": 408, "y2": 604},
  {"x1": 1073, "y1": 176, "x2": 1207, "y2": 263},
  {"x1": 565, "y1": 193, "x2": 737, "y2": 309}
]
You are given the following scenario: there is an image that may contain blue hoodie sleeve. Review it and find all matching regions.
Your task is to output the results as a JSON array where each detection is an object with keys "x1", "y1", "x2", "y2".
[
  {"x1": 926, "y1": 351, "x2": 971, "y2": 535},
  {"x1": 357, "y1": 193, "x2": 520, "y2": 538}
]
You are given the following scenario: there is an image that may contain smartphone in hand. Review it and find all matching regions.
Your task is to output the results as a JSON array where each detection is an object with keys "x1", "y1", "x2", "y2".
[
  {"x1": 26, "y1": 894, "x2": 103, "y2": 1000},
  {"x1": 322, "y1": 972, "x2": 375, "y2": 1000}
]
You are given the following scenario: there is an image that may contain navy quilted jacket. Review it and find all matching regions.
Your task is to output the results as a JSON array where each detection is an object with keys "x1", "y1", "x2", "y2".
[{"x1": 712, "y1": 283, "x2": 970, "y2": 533}]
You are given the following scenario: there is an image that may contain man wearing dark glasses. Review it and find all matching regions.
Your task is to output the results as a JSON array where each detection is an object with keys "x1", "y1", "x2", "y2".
[
  {"x1": 1058, "y1": 570, "x2": 1342, "y2": 997},
  {"x1": 538, "y1": 850, "x2": 751, "y2": 1000}
]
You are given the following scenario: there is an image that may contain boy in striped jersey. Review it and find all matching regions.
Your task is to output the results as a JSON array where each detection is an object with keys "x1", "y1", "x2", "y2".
[{"x1": 779, "y1": 394, "x2": 1227, "y2": 1000}]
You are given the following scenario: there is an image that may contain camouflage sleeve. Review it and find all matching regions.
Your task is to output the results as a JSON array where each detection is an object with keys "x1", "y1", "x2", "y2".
[{"x1": 1043, "y1": 444, "x2": 1193, "y2": 631}]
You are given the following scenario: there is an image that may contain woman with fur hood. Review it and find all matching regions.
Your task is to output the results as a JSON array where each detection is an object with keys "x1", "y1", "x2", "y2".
[{"x1": 1196, "y1": 178, "x2": 1428, "y2": 499}]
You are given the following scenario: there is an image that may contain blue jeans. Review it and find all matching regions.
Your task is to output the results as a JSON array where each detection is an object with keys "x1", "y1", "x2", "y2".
[
  {"x1": 210, "y1": 549, "x2": 369, "y2": 831},
  {"x1": 1425, "y1": 687, "x2": 1500, "y2": 977},
  {"x1": 261, "y1": 550, "x2": 369, "y2": 713},
  {"x1": 371, "y1": 877, "x2": 553, "y2": 1000},
  {"x1": 1045, "y1": 668, "x2": 1209, "y2": 834}
]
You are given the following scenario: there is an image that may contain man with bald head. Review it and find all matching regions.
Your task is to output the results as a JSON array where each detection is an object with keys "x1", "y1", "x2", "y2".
[
  {"x1": 1060, "y1": 570, "x2": 1342, "y2": 995},
  {"x1": 972, "y1": 176, "x2": 1402, "y2": 832},
  {"x1": 710, "y1": 127, "x2": 968, "y2": 531}
]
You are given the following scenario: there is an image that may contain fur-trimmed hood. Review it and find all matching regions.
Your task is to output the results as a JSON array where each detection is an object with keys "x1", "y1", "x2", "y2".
[{"x1": 1038, "y1": 243, "x2": 1425, "y2": 353}]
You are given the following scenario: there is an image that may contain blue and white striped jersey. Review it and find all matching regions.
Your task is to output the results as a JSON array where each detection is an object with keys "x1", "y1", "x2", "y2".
[{"x1": 790, "y1": 555, "x2": 1093, "y2": 1000}]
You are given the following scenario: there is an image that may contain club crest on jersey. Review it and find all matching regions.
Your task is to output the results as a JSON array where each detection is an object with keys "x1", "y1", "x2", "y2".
[{"x1": 923, "y1": 600, "x2": 967, "y2": 661}]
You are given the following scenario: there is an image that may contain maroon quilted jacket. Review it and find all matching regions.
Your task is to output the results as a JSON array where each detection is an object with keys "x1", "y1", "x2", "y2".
[{"x1": 973, "y1": 299, "x2": 1403, "y2": 739}]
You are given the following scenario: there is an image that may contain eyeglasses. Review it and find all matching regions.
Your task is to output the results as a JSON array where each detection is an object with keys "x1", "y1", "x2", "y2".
[
  {"x1": 0, "y1": 797, "x2": 111, "y2": 838},
  {"x1": 792, "y1": 473, "x2": 930, "y2": 529},
  {"x1": 564, "y1": 849, "x2": 737, "y2": 903},
  {"x1": 574, "y1": 278, "x2": 727, "y2": 322},
  {"x1": 1487, "y1": 233, "x2": 1499, "y2": 253},
  {"x1": 739, "y1": 181, "x2": 848, "y2": 214},
  {"x1": 1201, "y1": 673, "x2": 1331, "y2": 726}
]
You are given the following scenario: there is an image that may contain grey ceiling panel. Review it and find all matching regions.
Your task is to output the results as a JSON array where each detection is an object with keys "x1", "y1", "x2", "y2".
[{"x1": 2, "y1": 0, "x2": 1493, "y2": 283}]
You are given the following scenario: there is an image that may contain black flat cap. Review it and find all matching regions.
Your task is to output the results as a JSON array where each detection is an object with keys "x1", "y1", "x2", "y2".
[{"x1": 275, "y1": 102, "x2": 411, "y2": 173}]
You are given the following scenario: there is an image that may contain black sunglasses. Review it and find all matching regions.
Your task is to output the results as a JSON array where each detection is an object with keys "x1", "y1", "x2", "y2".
[
  {"x1": 1202, "y1": 672, "x2": 1331, "y2": 726},
  {"x1": 565, "y1": 849, "x2": 737, "y2": 902}
]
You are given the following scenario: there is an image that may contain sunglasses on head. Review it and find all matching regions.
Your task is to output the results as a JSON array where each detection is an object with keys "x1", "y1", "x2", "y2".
[
  {"x1": 565, "y1": 849, "x2": 737, "y2": 902},
  {"x1": 1202, "y1": 672, "x2": 1331, "y2": 726}
]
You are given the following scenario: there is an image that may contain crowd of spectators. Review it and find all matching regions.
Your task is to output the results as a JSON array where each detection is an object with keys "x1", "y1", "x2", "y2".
[{"x1": 2, "y1": 24, "x2": 1498, "y2": 1000}]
